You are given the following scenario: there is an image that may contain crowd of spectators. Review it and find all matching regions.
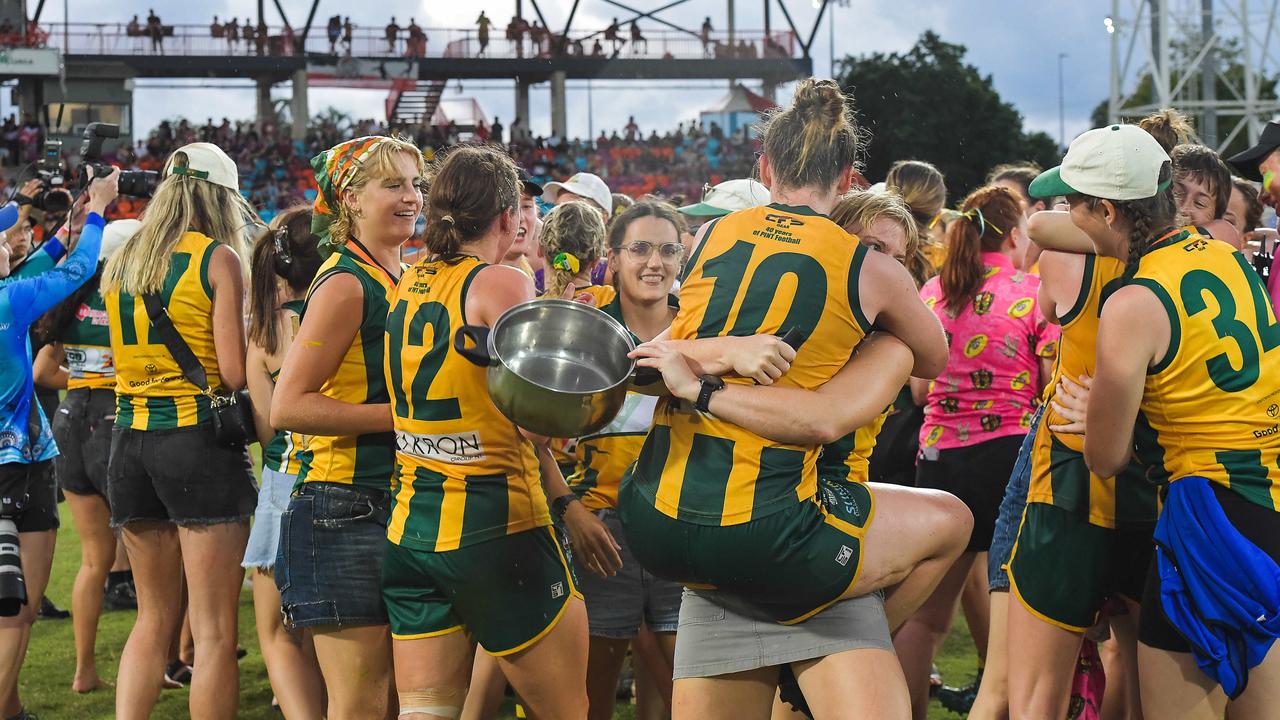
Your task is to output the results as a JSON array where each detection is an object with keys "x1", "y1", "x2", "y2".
[{"x1": 4, "y1": 114, "x2": 755, "y2": 221}]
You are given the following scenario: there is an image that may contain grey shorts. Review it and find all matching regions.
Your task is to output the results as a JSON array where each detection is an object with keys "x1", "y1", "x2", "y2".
[
  {"x1": 576, "y1": 508, "x2": 683, "y2": 638},
  {"x1": 672, "y1": 588, "x2": 893, "y2": 679}
]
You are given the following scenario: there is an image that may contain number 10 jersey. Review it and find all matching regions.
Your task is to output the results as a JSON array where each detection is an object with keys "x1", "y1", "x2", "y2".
[{"x1": 632, "y1": 203, "x2": 871, "y2": 526}]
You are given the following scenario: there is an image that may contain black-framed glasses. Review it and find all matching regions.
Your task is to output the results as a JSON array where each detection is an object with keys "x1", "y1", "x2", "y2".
[{"x1": 621, "y1": 240, "x2": 685, "y2": 263}]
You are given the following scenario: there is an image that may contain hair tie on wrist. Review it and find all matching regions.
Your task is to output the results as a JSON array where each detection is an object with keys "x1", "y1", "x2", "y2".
[{"x1": 552, "y1": 252, "x2": 581, "y2": 275}]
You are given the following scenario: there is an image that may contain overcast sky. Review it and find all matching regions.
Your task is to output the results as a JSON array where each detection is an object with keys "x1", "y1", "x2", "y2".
[{"x1": 38, "y1": 1, "x2": 1125, "y2": 146}]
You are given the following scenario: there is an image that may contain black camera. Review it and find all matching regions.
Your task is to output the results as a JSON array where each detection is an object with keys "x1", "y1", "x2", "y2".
[
  {"x1": 77, "y1": 122, "x2": 158, "y2": 199},
  {"x1": 32, "y1": 139, "x2": 71, "y2": 213},
  {"x1": 0, "y1": 467, "x2": 31, "y2": 617}
]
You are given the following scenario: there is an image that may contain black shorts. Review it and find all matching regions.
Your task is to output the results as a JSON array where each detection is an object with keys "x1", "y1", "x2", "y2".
[
  {"x1": 1140, "y1": 483, "x2": 1280, "y2": 651},
  {"x1": 52, "y1": 388, "x2": 115, "y2": 499},
  {"x1": 108, "y1": 422, "x2": 257, "y2": 528},
  {"x1": 916, "y1": 434, "x2": 1024, "y2": 552},
  {"x1": 0, "y1": 461, "x2": 59, "y2": 533}
]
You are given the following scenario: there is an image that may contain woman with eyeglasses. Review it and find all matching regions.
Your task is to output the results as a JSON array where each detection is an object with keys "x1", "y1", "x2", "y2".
[{"x1": 561, "y1": 200, "x2": 688, "y2": 720}]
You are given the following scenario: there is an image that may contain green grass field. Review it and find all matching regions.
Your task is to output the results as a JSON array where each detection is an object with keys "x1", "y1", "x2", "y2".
[{"x1": 23, "y1": 509, "x2": 979, "y2": 719}]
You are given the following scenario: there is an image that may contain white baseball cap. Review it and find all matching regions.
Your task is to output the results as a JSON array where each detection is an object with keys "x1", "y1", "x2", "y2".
[
  {"x1": 679, "y1": 179, "x2": 771, "y2": 216},
  {"x1": 101, "y1": 218, "x2": 142, "y2": 260},
  {"x1": 543, "y1": 172, "x2": 613, "y2": 219},
  {"x1": 1029, "y1": 124, "x2": 1171, "y2": 201},
  {"x1": 164, "y1": 142, "x2": 241, "y2": 191}
]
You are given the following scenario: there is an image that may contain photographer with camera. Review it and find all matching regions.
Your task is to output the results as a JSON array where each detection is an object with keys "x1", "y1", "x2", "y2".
[
  {"x1": 102, "y1": 142, "x2": 256, "y2": 720},
  {"x1": 0, "y1": 165, "x2": 118, "y2": 720}
]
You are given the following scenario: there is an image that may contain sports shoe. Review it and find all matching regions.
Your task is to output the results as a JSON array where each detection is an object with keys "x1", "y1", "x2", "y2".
[
  {"x1": 937, "y1": 667, "x2": 983, "y2": 714},
  {"x1": 929, "y1": 663, "x2": 943, "y2": 697},
  {"x1": 165, "y1": 659, "x2": 193, "y2": 686},
  {"x1": 37, "y1": 596, "x2": 70, "y2": 619},
  {"x1": 777, "y1": 664, "x2": 812, "y2": 719},
  {"x1": 103, "y1": 580, "x2": 138, "y2": 611}
]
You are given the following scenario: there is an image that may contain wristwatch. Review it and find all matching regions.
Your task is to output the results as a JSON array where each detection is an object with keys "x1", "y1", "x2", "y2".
[
  {"x1": 694, "y1": 374, "x2": 726, "y2": 413},
  {"x1": 551, "y1": 493, "x2": 581, "y2": 520}
]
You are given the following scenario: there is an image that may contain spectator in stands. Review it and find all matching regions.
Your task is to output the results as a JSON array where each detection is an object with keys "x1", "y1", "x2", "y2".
[
  {"x1": 491, "y1": 117, "x2": 504, "y2": 145},
  {"x1": 256, "y1": 19, "x2": 268, "y2": 55},
  {"x1": 624, "y1": 116, "x2": 639, "y2": 142},
  {"x1": 146, "y1": 9, "x2": 163, "y2": 54},
  {"x1": 209, "y1": 16, "x2": 221, "y2": 39},
  {"x1": 241, "y1": 18, "x2": 254, "y2": 52},
  {"x1": 225, "y1": 17, "x2": 238, "y2": 49},
  {"x1": 701, "y1": 17, "x2": 713, "y2": 54},
  {"x1": 126, "y1": 14, "x2": 141, "y2": 36},
  {"x1": 406, "y1": 18, "x2": 425, "y2": 58},
  {"x1": 476, "y1": 11, "x2": 491, "y2": 56},
  {"x1": 385, "y1": 17, "x2": 399, "y2": 54},
  {"x1": 592, "y1": 38, "x2": 604, "y2": 57},
  {"x1": 630, "y1": 20, "x2": 647, "y2": 54},
  {"x1": 507, "y1": 15, "x2": 527, "y2": 57},
  {"x1": 605, "y1": 18, "x2": 623, "y2": 54},
  {"x1": 326, "y1": 15, "x2": 340, "y2": 54},
  {"x1": 342, "y1": 17, "x2": 352, "y2": 51}
]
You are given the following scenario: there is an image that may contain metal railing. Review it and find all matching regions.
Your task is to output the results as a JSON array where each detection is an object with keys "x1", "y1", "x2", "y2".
[{"x1": 35, "y1": 22, "x2": 797, "y2": 61}]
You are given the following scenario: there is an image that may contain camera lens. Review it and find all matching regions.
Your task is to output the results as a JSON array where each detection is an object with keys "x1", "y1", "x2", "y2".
[
  {"x1": 33, "y1": 188, "x2": 70, "y2": 214},
  {"x1": 0, "y1": 518, "x2": 26, "y2": 617},
  {"x1": 118, "y1": 170, "x2": 159, "y2": 199}
]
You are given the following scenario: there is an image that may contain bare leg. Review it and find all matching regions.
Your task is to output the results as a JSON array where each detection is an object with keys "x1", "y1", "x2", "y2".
[
  {"x1": 1004, "y1": 588, "x2": 1085, "y2": 720},
  {"x1": 0, "y1": 529, "x2": 55, "y2": 717},
  {"x1": 111, "y1": 531, "x2": 131, "y2": 572},
  {"x1": 394, "y1": 628, "x2": 475, "y2": 720},
  {"x1": 585, "y1": 636, "x2": 630, "y2": 720},
  {"x1": 65, "y1": 491, "x2": 115, "y2": 692},
  {"x1": 892, "y1": 551, "x2": 974, "y2": 720},
  {"x1": 178, "y1": 522, "x2": 249, "y2": 720},
  {"x1": 632, "y1": 627, "x2": 675, "y2": 718},
  {"x1": 968, "y1": 591, "x2": 1010, "y2": 720},
  {"x1": 312, "y1": 624, "x2": 394, "y2": 719},
  {"x1": 961, "y1": 556, "x2": 990, "y2": 667},
  {"x1": 1136, "y1": 644, "x2": 1225, "y2": 719},
  {"x1": 252, "y1": 569, "x2": 324, "y2": 719},
  {"x1": 460, "y1": 651, "x2": 509, "y2": 720},
  {"x1": 847, "y1": 484, "x2": 974, "y2": 629},
  {"x1": 1224, "y1": 640, "x2": 1280, "y2": 719},
  {"x1": 116, "y1": 522, "x2": 184, "y2": 720},
  {"x1": 674, "y1": 667, "x2": 777, "y2": 720},
  {"x1": 794, "y1": 647, "x2": 911, "y2": 720},
  {"x1": 1100, "y1": 605, "x2": 1143, "y2": 720},
  {"x1": 496, "y1": 597, "x2": 589, "y2": 720}
]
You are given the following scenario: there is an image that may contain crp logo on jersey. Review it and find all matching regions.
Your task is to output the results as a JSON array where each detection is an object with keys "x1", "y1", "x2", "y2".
[
  {"x1": 764, "y1": 213, "x2": 805, "y2": 229},
  {"x1": 396, "y1": 429, "x2": 487, "y2": 463}
]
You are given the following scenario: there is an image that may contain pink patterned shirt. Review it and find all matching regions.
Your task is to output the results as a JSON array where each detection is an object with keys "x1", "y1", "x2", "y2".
[{"x1": 918, "y1": 252, "x2": 1059, "y2": 451}]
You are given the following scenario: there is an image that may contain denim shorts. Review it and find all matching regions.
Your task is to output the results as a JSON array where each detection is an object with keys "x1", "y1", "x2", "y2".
[
  {"x1": 242, "y1": 466, "x2": 295, "y2": 570},
  {"x1": 275, "y1": 482, "x2": 393, "y2": 629},
  {"x1": 672, "y1": 588, "x2": 892, "y2": 679},
  {"x1": 988, "y1": 404, "x2": 1043, "y2": 591},
  {"x1": 577, "y1": 508, "x2": 683, "y2": 638},
  {"x1": 51, "y1": 388, "x2": 115, "y2": 499},
  {"x1": 108, "y1": 422, "x2": 257, "y2": 528}
]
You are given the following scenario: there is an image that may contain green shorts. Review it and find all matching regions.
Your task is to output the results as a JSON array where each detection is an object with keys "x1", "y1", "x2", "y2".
[
  {"x1": 1007, "y1": 502, "x2": 1154, "y2": 632},
  {"x1": 381, "y1": 525, "x2": 580, "y2": 656},
  {"x1": 617, "y1": 476, "x2": 875, "y2": 624}
]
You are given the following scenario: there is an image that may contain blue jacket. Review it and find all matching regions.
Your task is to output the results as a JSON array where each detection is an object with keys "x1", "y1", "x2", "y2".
[
  {"x1": 1154, "y1": 475, "x2": 1280, "y2": 698},
  {"x1": 0, "y1": 213, "x2": 104, "y2": 465}
]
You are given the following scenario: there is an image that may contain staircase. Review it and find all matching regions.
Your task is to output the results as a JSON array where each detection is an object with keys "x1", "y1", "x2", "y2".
[{"x1": 386, "y1": 79, "x2": 447, "y2": 125}]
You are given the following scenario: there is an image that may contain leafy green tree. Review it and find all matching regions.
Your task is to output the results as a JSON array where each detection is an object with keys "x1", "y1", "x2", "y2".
[{"x1": 838, "y1": 31, "x2": 1061, "y2": 200}]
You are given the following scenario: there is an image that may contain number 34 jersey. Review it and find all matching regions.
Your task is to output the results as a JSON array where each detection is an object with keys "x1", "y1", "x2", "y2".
[
  {"x1": 1131, "y1": 227, "x2": 1280, "y2": 510},
  {"x1": 384, "y1": 256, "x2": 548, "y2": 553},
  {"x1": 633, "y1": 203, "x2": 870, "y2": 526}
]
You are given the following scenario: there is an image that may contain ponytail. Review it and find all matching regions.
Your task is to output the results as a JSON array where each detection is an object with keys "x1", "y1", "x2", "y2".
[
  {"x1": 248, "y1": 206, "x2": 323, "y2": 354},
  {"x1": 938, "y1": 186, "x2": 1024, "y2": 313},
  {"x1": 540, "y1": 200, "x2": 606, "y2": 298}
]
